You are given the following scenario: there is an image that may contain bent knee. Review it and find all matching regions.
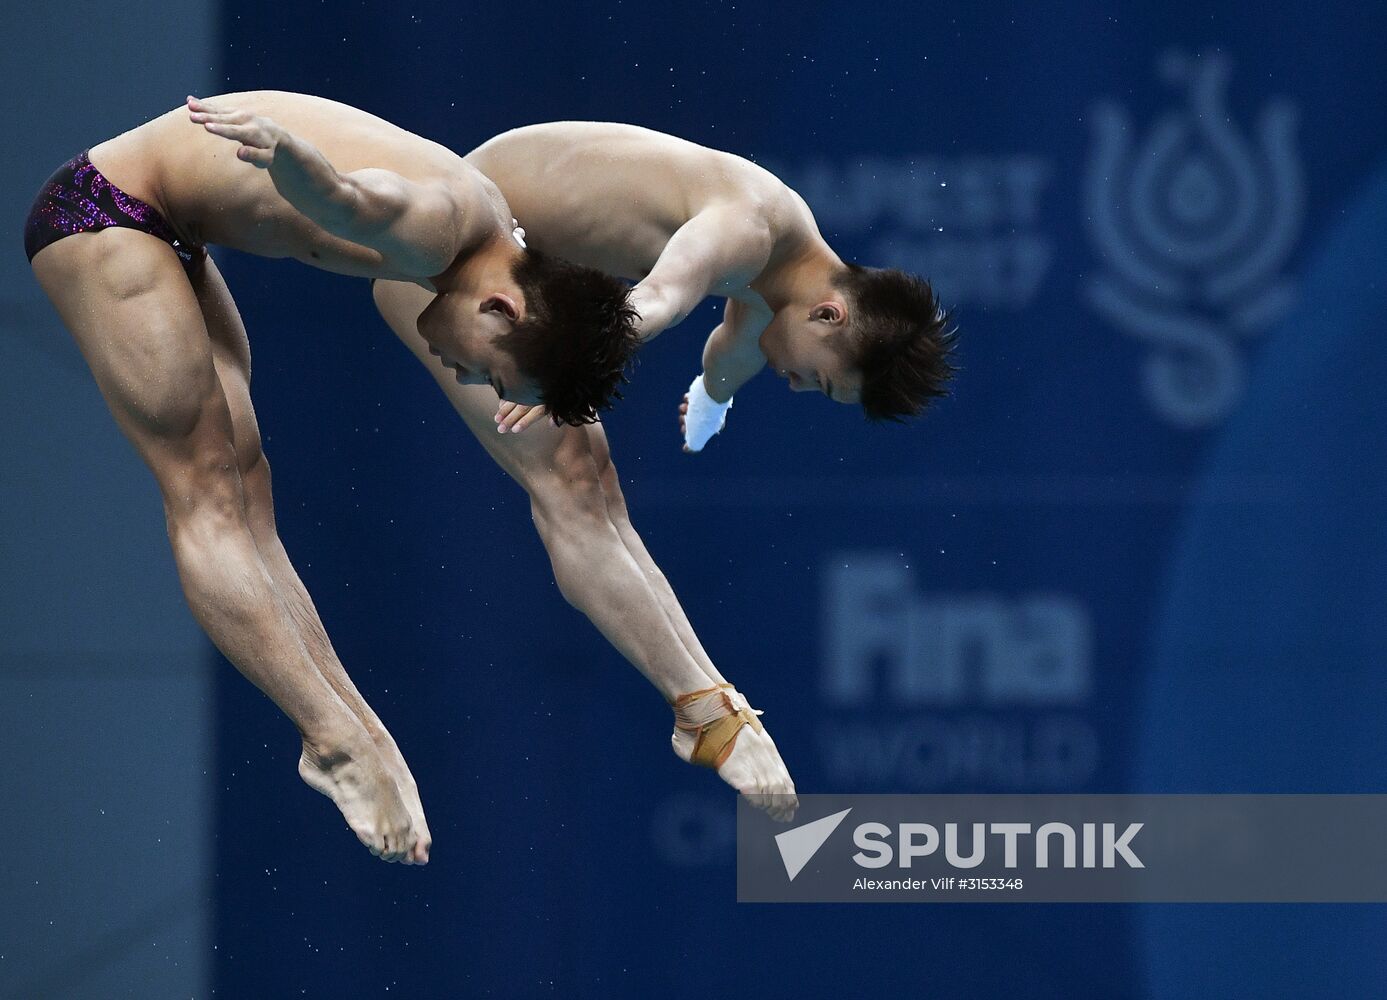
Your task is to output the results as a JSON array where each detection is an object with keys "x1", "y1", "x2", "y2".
[
  {"x1": 591, "y1": 451, "x2": 625, "y2": 505},
  {"x1": 155, "y1": 435, "x2": 248, "y2": 524},
  {"x1": 238, "y1": 451, "x2": 280, "y2": 538},
  {"x1": 524, "y1": 432, "x2": 609, "y2": 512},
  {"x1": 529, "y1": 476, "x2": 609, "y2": 542},
  {"x1": 230, "y1": 420, "x2": 266, "y2": 480},
  {"x1": 584, "y1": 442, "x2": 632, "y2": 527},
  {"x1": 120, "y1": 356, "x2": 227, "y2": 445}
]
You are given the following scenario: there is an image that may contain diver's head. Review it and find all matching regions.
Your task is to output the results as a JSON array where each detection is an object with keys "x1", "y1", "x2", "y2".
[
  {"x1": 418, "y1": 246, "x2": 640, "y2": 423},
  {"x1": 760, "y1": 264, "x2": 956, "y2": 419}
]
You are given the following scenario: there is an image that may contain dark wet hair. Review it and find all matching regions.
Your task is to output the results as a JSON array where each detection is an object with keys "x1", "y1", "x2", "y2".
[
  {"x1": 834, "y1": 264, "x2": 957, "y2": 422},
  {"x1": 500, "y1": 249, "x2": 641, "y2": 426}
]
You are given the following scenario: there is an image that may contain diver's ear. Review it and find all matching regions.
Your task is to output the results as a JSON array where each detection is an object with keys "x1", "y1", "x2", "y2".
[
  {"x1": 479, "y1": 293, "x2": 520, "y2": 323},
  {"x1": 810, "y1": 300, "x2": 846, "y2": 325}
]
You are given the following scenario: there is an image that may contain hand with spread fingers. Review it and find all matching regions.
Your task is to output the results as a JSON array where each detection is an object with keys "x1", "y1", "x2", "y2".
[{"x1": 188, "y1": 95, "x2": 283, "y2": 167}]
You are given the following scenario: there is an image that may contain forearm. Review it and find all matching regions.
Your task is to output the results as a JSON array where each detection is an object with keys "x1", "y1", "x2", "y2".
[
  {"x1": 701, "y1": 338, "x2": 765, "y2": 402},
  {"x1": 700, "y1": 365, "x2": 744, "y2": 404},
  {"x1": 265, "y1": 132, "x2": 361, "y2": 237},
  {"x1": 191, "y1": 96, "x2": 426, "y2": 257}
]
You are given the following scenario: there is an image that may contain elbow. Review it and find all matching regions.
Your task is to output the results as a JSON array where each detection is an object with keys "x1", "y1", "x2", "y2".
[
  {"x1": 630, "y1": 283, "x2": 683, "y2": 339},
  {"x1": 320, "y1": 180, "x2": 365, "y2": 234}
]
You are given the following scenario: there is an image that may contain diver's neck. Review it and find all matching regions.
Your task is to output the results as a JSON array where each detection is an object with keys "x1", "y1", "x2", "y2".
[
  {"x1": 751, "y1": 242, "x2": 842, "y2": 313},
  {"x1": 431, "y1": 234, "x2": 518, "y2": 295}
]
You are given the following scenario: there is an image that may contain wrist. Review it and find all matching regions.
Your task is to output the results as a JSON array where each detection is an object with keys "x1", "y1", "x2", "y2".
[
  {"x1": 683, "y1": 374, "x2": 733, "y2": 452},
  {"x1": 263, "y1": 121, "x2": 292, "y2": 160},
  {"x1": 701, "y1": 373, "x2": 735, "y2": 404},
  {"x1": 690, "y1": 373, "x2": 732, "y2": 408}
]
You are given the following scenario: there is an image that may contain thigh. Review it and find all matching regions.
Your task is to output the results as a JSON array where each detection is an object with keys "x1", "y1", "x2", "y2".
[
  {"x1": 191, "y1": 255, "x2": 263, "y2": 476},
  {"x1": 31, "y1": 230, "x2": 236, "y2": 488}
]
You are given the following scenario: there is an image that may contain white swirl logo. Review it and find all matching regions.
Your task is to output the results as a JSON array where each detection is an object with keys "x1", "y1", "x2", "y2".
[{"x1": 1084, "y1": 50, "x2": 1302, "y2": 427}]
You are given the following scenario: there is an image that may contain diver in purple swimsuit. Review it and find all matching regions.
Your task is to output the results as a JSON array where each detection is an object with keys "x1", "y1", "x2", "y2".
[
  {"x1": 26, "y1": 151, "x2": 207, "y2": 274},
  {"x1": 25, "y1": 92, "x2": 638, "y2": 865}
]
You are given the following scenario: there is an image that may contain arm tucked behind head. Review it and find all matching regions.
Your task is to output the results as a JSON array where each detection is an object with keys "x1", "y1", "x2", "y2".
[{"x1": 188, "y1": 95, "x2": 467, "y2": 277}]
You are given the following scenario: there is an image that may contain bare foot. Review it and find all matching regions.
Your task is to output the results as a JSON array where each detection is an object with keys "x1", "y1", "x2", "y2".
[
  {"x1": 298, "y1": 737, "x2": 419, "y2": 862},
  {"x1": 363, "y1": 729, "x2": 432, "y2": 864},
  {"x1": 670, "y1": 687, "x2": 799, "y2": 823},
  {"x1": 712, "y1": 726, "x2": 800, "y2": 823}
]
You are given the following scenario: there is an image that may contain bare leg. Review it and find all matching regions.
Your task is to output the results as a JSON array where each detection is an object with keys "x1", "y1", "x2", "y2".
[
  {"x1": 377, "y1": 282, "x2": 710, "y2": 698},
  {"x1": 32, "y1": 231, "x2": 418, "y2": 861},
  {"x1": 373, "y1": 280, "x2": 796, "y2": 818},
  {"x1": 581, "y1": 423, "x2": 795, "y2": 819},
  {"x1": 580, "y1": 425, "x2": 726, "y2": 687},
  {"x1": 194, "y1": 259, "x2": 431, "y2": 863}
]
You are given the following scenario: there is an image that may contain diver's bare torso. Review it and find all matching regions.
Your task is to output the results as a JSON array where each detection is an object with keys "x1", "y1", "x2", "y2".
[
  {"x1": 466, "y1": 122, "x2": 819, "y2": 303},
  {"x1": 90, "y1": 91, "x2": 500, "y2": 281}
]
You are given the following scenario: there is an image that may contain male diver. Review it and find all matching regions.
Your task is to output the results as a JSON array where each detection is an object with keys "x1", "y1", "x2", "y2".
[
  {"x1": 369, "y1": 123, "x2": 956, "y2": 835},
  {"x1": 451, "y1": 122, "x2": 956, "y2": 442},
  {"x1": 26, "y1": 93, "x2": 640, "y2": 864}
]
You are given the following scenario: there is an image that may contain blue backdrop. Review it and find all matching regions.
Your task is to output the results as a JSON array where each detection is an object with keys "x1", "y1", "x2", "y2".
[{"x1": 210, "y1": 3, "x2": 1387, "y2": 996}]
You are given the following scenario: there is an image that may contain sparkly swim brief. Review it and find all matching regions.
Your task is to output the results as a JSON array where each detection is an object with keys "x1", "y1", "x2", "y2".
[{"x1": 24, "y1": 151, "x2": 206, "y2": 275}]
